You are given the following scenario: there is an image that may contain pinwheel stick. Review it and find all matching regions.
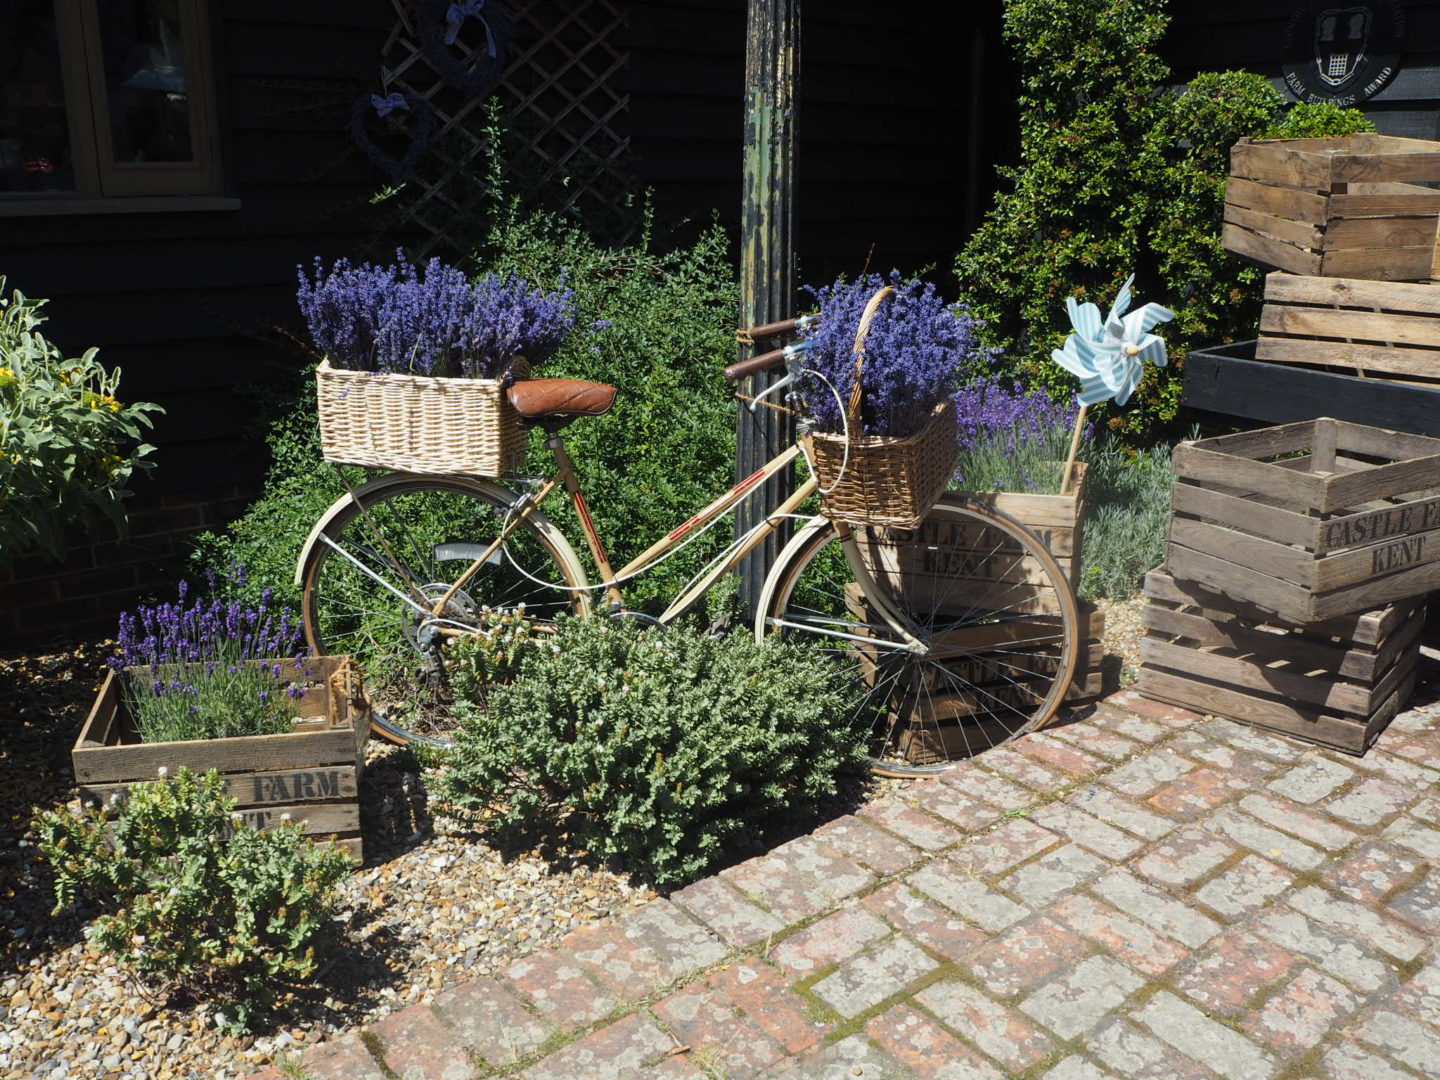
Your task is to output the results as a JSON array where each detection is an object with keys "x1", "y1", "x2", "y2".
[{"x1": 1060, "y1": 404, "x2": 1088, "y2": 495}]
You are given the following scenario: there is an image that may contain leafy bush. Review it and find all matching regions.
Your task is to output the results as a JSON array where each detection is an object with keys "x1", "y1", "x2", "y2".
[
  {"x1": 800, "y1": 271, "x2": 987, "y2": 437},
  {"x1": 1262, "y1": 101, "x2": 1377, "y2": 140},
  {"x1": 0, "y1": 278, "x2": 160, "y2": 569},
  {"x1": 955, "y1": 0, "x2": 1376, "y2": 441},
  {"x1": 36, "y1": 768, "x2": 352, "y2": 1033},
  {"x1": 196, "y1": 204, "x2": 739, "y2": 613},
  {"x1": 432, "y1": 618, "x2": 867, "y2": 886},
  {"x1": 112, "y1": 576, "x2": 307, "y2": 742},
  {"x1": 1078, "y1": 437, "x2": 1176, "y2": 600}
]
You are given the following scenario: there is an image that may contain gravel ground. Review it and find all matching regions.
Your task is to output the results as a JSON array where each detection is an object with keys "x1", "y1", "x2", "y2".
[{"x1": 0, "y1": 600, "x2": 1147, "y2": 1080}]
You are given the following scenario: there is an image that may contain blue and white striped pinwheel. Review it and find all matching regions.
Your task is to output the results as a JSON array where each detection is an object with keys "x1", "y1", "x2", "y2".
[{"x1": 1051, "y1": 275, "x2": 1175, "y2": 407}]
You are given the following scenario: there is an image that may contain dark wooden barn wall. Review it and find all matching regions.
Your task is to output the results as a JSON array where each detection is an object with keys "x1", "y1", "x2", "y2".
[
  {"x1": 1166, "y1": 0, "x2": 1440, "y2": 140},
  {"x1": 624, "y1": 0, "x2": 1013, "y2": 287},
  {"x1": 0, "y1": 1, "x2": 394, "y2": 496}
]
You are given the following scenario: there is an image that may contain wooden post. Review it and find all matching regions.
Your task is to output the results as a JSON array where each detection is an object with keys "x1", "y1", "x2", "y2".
[{"x1": 736, "y1": 0, "x2": 800, "y2": 617}]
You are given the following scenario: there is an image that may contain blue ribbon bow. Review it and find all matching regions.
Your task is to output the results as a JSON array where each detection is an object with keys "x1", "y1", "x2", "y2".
[
  {"x1": 370, "y1": 92, "x2": 410, "y2": 118},
  {"x1": 445, "y1": 0, "x2": 498, "y2": 56},
  {"x1": 1051, "y1": 274, "x2": 1175, "y2": 408}
]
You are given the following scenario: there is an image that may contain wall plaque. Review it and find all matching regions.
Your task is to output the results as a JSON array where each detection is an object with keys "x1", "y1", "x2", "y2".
[{"x1": 1282, "y1": 0, "x2": 1406, "y2": 105}]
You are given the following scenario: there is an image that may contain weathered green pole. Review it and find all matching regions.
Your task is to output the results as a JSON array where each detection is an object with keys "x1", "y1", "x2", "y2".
[{"x1": 736, "y1": 0, "x2": 799, "y2": 616}]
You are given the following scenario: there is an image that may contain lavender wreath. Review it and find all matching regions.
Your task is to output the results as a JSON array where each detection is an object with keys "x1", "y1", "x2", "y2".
[
  {"x1": 348, "y1": 90, "x2": 434, "y2": 181},
  {"x1": 415, "y1": 0, "x2": 516, "y2": 97}
]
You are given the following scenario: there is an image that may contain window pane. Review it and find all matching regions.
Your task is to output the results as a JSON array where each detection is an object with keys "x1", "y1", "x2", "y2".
[
  {"x1": 0, "y1": 1, "x2": 78, "y2": 192},
  {"x1": 96, "y1": 0, "x2": 194, "y2": 164}
]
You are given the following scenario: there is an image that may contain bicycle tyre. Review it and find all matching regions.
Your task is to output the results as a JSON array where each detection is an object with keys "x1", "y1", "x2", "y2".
[
  {"x1": 299, "y1": 474, "x2": 589, "y2": 747},
  {"x1": 756, "y1": 495, "x2": 1080, "y2": 777}
]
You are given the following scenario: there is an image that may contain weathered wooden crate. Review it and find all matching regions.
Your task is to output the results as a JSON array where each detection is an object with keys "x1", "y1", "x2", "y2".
[
  {"x1": 1168, "y1": 418, "x2": 1440, "y2": 624},
  {"x1": 1257, "y1": 273, "x2": 1440, "y2": 386},
  {"x1": 1138, "y1": 570, "x2": 1421, "y2": 754},
  {"x1": 1224, "y1": 134, "x2": 1440, "y2": 282},
  {"x1": 73, "y1": 657, "x2": 370, "y2": 860},
  {"x1": 952, "y1": 463, "x2": 1088, "y2": 585}
]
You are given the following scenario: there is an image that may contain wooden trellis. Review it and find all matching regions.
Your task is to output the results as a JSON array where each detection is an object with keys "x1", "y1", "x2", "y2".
[{"x1": 381, "y1": 0, "x2": 634, "y2": 256}]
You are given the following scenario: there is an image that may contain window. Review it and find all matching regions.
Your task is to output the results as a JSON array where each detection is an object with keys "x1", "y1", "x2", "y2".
[{"x1": 0, "y1": 0, "x2": 221, "y2": 203}]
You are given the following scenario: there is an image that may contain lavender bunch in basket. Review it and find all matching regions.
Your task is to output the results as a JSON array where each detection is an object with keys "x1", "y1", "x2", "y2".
[
  {"x1": 951, "y1": 379, "x2": 1088, "y2": 494},
  {"x1": 800, "y1": 271, "x2": 987, "y2": 438},
  {"x1": 110, "y1": 574, "x2": 309, "y2": 743},
  {"x1": 296, "y1": 253, "x2": 577, "y2": 378}
]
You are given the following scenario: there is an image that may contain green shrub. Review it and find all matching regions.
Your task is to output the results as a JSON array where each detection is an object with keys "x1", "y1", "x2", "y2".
[
  {"x1": 194, "y1": 204, "x2": 738, "y2": 614},
  {"x1": 0, "y1": 279, "x2": 160, "y2": 569},
  {"x1": 432, "y1": 618, "x2": 867, "y2": 886},
  {"x1": 1262, "y1": 101, "x2": 1376, "y2": 140},
  {"x1": 36, "y1": 768, "x2": 352, "y2": 1033},
  {"x1": 1078, "y1": 437, "x2": 1176, "y2": 600},
  {"x1": 955, "y1": 0, "x2": 1376, "y2": 441}
]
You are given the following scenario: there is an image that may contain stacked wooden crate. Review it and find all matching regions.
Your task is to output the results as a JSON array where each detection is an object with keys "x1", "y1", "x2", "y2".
[
  {"x1": 1140, "y1": 134, "x2": 1440, "y2": 752},
  {"x1": 1140, "y1": 418, "x2": 1437, "y2": 753}
]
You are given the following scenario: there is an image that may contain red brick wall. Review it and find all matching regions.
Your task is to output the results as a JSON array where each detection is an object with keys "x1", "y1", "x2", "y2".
[{"x1": 0, "y1": 484, "x2": 256, "y2": 648}]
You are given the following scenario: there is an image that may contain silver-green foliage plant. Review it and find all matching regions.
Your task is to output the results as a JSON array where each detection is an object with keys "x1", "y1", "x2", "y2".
[
  {"x1": 0, "y1": 278, "x2": 161, "y2": 569},
  {"x1": 36, "y1": 768, "x2": 352, "y2": 1033},
  {"x1": 433, "y1": 618, "x2": 867, "y2": 886},
  {"x1": 1078, "y1": 438, "x2": 1176, "y2": 600}
]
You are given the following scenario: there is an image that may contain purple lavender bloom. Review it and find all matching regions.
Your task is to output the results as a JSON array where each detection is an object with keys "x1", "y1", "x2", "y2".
[
  {"x1": 801, "y1": 271, "x2": 989, "y2": 438},
  {"x1": 297, "y1": 253, "x2": 579, "y2": 378},
  {"x1": 950, "y1": 378, "x2": 1088, "y2": 492}
]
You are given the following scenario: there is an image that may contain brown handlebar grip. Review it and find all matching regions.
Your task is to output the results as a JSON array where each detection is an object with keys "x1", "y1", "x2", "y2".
[
  {"x1": 724, "y1": 346, "x2": 787, "y2": 383},
  {"x1": 736, "y1": 317, "x2": 801, "y2": 343}
]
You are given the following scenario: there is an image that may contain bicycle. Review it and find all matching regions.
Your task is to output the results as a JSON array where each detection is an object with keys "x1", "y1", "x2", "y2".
[{"x1": 294, "y1": 323, "x2": 1081, "y2": 777}]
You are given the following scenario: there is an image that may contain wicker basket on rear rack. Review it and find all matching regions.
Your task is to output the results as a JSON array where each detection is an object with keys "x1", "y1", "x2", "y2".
[
  {"x1": 315, "y1": 358, "x2": 530, "y2": 477},
  {"x1": 806, "y1": 287, "x2": 958, "y2": 530}
]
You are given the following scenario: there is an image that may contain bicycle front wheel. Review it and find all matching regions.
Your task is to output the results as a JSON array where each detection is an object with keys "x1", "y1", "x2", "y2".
[
  {"x1": 757, "y1": 496, "x2": 1080, "y2": 777},
  {"x1": 300, "y1": 474, "x2": 589, "y2": 746}
]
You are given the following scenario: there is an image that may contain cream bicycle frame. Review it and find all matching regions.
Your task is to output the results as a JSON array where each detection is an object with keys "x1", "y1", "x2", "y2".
[{"x1": 424, "y1": 429, "x2": 926, "y2": 652}]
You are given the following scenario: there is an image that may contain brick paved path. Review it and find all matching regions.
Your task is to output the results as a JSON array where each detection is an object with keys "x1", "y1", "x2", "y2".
[{"x1": 245, "y1": 689, "x2": 1440, "y2": 1080}]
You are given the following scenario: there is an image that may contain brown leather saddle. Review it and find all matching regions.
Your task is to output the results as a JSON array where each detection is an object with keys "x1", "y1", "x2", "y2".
[{"x1": 506, "y1": 378, "x2": 617, "y2": 431}]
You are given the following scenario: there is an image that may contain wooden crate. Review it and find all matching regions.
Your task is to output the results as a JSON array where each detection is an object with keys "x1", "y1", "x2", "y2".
[
  {"x1": 951, "y1": 463, "x2": 1087, "y2": 585},
  {"x1": 847, "y1": 583, "x2": 1103, "y2": 763},
  {"x1": 73, "y1": 657, "x2": 370, "y2": 860},
  {"x1": 1257, "y1": 273, "x2": 1440, "y2": 386},
  {"x1": 1168, "y1": 418, "x2": 1440, "y2": 624},
  {"x1": 1138, "y1": 570, "x2": 1421, "y2": 754},
  {"x1": 1224, "y1": 134, "x2": 1440, "y2": 282}
]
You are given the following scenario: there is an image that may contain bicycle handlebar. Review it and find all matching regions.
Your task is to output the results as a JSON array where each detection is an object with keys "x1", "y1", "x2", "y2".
[
  {"x1": 736, "y1": 317, "x2": 801, "y2": 342},
  {"x1": 724, "y1": 346, "x2": 788, "y2": 383}
]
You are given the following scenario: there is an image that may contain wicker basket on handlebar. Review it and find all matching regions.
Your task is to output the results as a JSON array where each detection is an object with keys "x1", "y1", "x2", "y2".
[
  {"x1": 315, "y1": 358, "x2": 529, "y2": 477},
  {"x1": 807, "y1": 286, "x2": 958, "y2": 530}
]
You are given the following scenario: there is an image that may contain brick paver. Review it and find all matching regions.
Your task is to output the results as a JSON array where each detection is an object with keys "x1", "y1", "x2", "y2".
[{"x1": 246, "y1": 689, "x2": 1440, "y2": 1080}]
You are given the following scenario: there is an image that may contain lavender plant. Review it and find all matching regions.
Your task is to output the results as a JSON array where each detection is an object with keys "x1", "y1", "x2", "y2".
[
  {"x1": 950, "y1": 379, "x2": 1087, "y2": 494},
  {"x1": 801, "y1": 271, "x2": 986, "y2": 438},
  {"x1": 112, "y1": 572, "x2": 308, "y2": 743},
  {"x1": 295, "y1": 252, "x2": 577, "y2": 377}
]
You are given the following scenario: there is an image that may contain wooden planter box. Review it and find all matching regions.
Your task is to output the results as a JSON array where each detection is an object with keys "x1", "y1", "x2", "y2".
[
  {"x1": 1168, "y1": 418, "x2": 1440, "y2": 624},
  {"x1": 1224, "y1": 134, "x2": 1440, "y2": 282},
  {"x1": 73, "y1": 657, "x2": 370, "y2": 860},
  {"x1": 1138, "y1": 570, "x2": 1421, "y2": 754},
  {"x1": 1257, "y1": 273, "x2": 1440, "y2": 386},
  {"x1": 954, "y1": 462, "x2": 1088, "y2": 585}
]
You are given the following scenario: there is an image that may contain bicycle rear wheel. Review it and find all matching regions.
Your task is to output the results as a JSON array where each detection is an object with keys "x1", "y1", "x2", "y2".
[
  {"x1": 757, "y1": 495, "x2": 1080, "y2": 777},
  {"x1": 299, "y1": 474, "x2": 588, "y2": 746}
]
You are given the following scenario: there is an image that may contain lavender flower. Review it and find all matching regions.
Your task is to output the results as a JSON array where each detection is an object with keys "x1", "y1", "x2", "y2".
[
  {"x1": 296, "y1": 253, "x2": 578, "y2": 378},
  {"x1": 801, "y1": 271, "x2": 988, "y2": 437},
  {"x1": 112, "y1": 568, "x2": 311, "y2": 743},
  {"x1": 950, "y1": 378, "x2": 1089, "y2": 494}
]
